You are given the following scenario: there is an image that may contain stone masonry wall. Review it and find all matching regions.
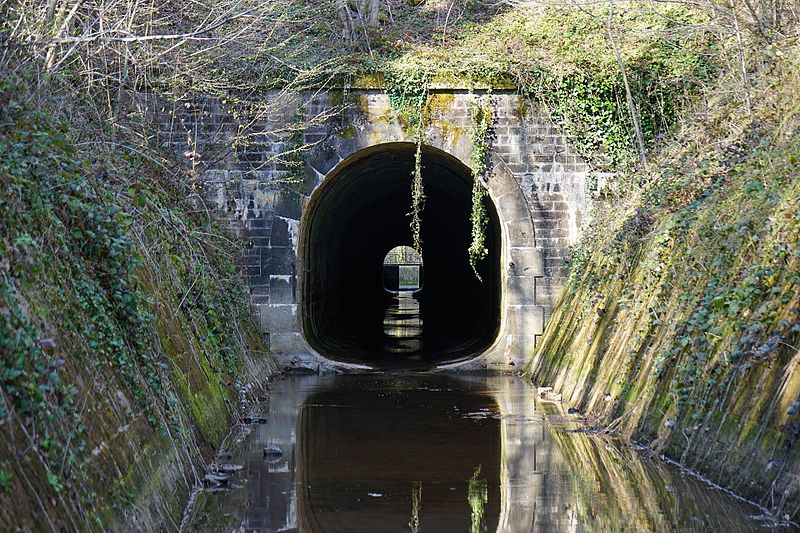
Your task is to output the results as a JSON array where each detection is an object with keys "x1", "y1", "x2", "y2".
[{"x1": 153, "y1": 88, "x2": 592, "y2": 369}]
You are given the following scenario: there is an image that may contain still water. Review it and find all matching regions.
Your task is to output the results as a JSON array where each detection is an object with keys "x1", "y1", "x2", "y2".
[
  {"x1": 185, "y1": 374, "x2": 776, "y2": 532},
  {"x1": 382, "y1": 292, "x2": 423, "y2": 355}
]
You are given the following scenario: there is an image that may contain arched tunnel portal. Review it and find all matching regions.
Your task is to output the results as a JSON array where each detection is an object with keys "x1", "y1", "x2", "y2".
[
  {"x1": 299, "y1": 143, "x2": 502, "y2": 368},
  {"x1": 173, "y1": 90, "x2": 587, "y2": 370}
]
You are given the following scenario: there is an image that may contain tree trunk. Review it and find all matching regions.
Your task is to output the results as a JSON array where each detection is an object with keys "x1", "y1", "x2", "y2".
[
  {"x1": 368, "y1": 0, "x2": 380, "y2": 26},
  {"x1": 336, "y1": 0, "x2": 355, "y2": 41}
]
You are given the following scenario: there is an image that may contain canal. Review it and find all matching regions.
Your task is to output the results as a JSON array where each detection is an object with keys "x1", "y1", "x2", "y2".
[{"x1": 183, "y1": 374, "x2": 778, "y2": 532}]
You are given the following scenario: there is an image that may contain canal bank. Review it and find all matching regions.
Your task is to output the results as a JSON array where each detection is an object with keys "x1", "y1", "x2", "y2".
[{"x1": 523, "y1": 43, "x2": 800, "y2": 519}]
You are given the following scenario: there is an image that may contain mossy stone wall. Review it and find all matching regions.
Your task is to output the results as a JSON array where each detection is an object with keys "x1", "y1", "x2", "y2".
[{"x1": 155, "y1": 89, "x2": 594, "y2": 370}]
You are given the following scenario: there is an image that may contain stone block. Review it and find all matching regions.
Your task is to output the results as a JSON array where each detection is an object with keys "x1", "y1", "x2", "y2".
[
  {"x1": 535, "y1": 277, "x2": 564, "y2": 306},
  {"x1": 335, "y1": 136, "x2": 361, "y2": 159},
  {"x1": 261, "y1": 246, "x2": 295, "y2": 275},
  {"x1": 240, "y1": 226, "x2": 267, "y2": 239},
  {"x1": 251, "y1": 294, "x2": 270, "y2": 304},
  {"x1": 275, "y1": 190, "x2": 303, "y2": 219},
  {"x1": 248, "y1": 237, "x2": 270, "y2": 248},
  {"x1": 501, "y1": 161, "x2": 529, "y2": 174},
  {"x1": 531, "y1": 218, "x2": 559, "y2": 230},
  {"x1": 246, "y1": 217, "x2": 270, "y2": 229},
  {"x1": 505, "y1": 305, "x2": 545, "y2": 336},
  {"x1": 269, "y1": 275, "x2": 295, "y2": 304},
  {"x1": 260, "y1": 304, "x2": 299, "y2": 333},
  {"x1": 308, "y1": 142, "x2": 341, "y2": 175},
  {"x1": 269, "y1": 332, "x2": 306, "y2": 354},
  {"x1": 245, "y1": 275, "x2": 269, "y2": 287},
  {"x1": 270, "y1": 216, "x2": 291, "y2": 247},
  {"x1": 486, "y1": 173, "x2": 519, "y2": 199},
  {"x1": 250, "y1": 285, "x2": 269, "y2": 296},
  {"x1": 505, "y1": 275, "x2": 537, "y2": 306},
  {"x1": 510, "y1": 247, "x2": 544, "y2": 276},
  {"x1": 503, "y1": 335, "x2": 539, "y2": 361},
  {"x1": 504, "y1": 220, "x2": 536, "y2": 247},
  {"x1": 243, "y1": 266, "x2": 261, "y2": 276},
  {"x1": 496, "y1": 194, "x2": 532, "y2": 225},
  {"x1": 548, "y1": 228, "x2": 571, "y2": 239},
  {"x1": 238, "y1": 253, "x2": 260, "y2": 268}
]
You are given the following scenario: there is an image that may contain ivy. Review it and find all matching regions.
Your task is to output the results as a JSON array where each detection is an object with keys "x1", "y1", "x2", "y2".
[
  {"x1": 0, "y1": 77, "x2": 266, "y2": 523},
  {"x1": 0, "y1": 462, "x2": 11, "y2": 491},
  {"x1": 384, "y1": 68, "x2": 430, "y2": 125},
  {"x1": 385, "y1": 67, "x2": 431, "y2": 252},
  {"x1": 0, "y1": 280, "x2": 85, "y2": 494},
  {"x1": 468, "y1": 96, "x2": 493, "y2": 278},
  {"x1": 279, "y1": 107, "x2": 310, "y2": 187},
  {"x1": 410, "y1": 125, "x2": 426, "y2": 253}
]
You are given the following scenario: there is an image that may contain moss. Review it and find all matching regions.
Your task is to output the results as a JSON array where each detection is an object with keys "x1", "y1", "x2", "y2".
[
  {"x1": 525, "y1": 45, "x2": 800, "y2": 515},
  {"x1": 514, "y1": 97, "x2": 531, "y2": 121},
  {"x1": 0, "y1": 80, "x2": 273, "y2": 531},
  {"x1": 418, "y1": 92, "x2": 463, "y2": 144},
  {"x1": 425, "y1": 92, "x2": 454, "y2": 116},
  {"x1": 352, "y1": 72, "x2": 384, "y2": 89},
  {"x1": 327, "y1": 89, "x2": 345, "y2": 107},
  {"x1": 338, "y1": 125, "x2": 357, "y2": 140},
  {"x1": 353, "y1": 93, "x2": 370, "y2": 116}
]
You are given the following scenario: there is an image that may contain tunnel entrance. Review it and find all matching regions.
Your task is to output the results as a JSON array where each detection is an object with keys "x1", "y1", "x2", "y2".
[{"x1": 299, "y1": 143, "x2": 501, "y2": 368}]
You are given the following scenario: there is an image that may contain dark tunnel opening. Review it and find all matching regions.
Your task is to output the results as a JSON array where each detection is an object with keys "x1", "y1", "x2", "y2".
[{"x1": 299, "y1": 143, "x2": 501, "y2": 369}]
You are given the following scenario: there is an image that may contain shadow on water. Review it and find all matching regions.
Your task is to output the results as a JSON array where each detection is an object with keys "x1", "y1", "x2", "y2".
[{"x1": 185, "y1": 375, "x2": 778, "y2": 532}]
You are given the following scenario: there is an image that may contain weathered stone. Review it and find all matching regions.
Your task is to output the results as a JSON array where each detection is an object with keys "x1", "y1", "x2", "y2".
[
  {"x1": 274, "y1": 190, "x2": 303, "y2": 220},
  {"x1": 270, "y1": 332, "x2": 305, "y2": 354},
  {"x1": 159, "y1": 89, "x2": 592, "y2": 369},
  {"x1": 510, "y1": 247, "x2": 544, "y2": 277},
  {"x1": 269, "y1": 275, "x2": 294, "y2": 304},
  {"x1": 506, "y1": 305, "x2": 545, "y2": 336},
  {"x1": 263, "y1": 445, "x2": 282, "y2": 458},
  {"x1": 270, "y1": 217, "x2": 291, "y2": 247},
  {"x1": 502, "y1": 334, "x2": 538, "y2": 361},
  {"x1": 261, "y1": 246, "x2": 294, "y2": 275},
  {"x1": 260, "y1": 304, "x2": 298, "y2": 333},
  {"x1": 505, "y1": 275, "x2": 537, "y2": 306}
]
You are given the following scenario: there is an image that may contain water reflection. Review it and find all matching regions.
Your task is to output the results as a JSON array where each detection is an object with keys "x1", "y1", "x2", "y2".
[
  {"x1": 382, "y1": 292, "x2": 423, "y2": 354},
  {"x1": 296, "y1": 377, "x2": 499, "y2": 532},
  {"x1": 186, "y1": 375, "x2": 772, "y2": 532}
]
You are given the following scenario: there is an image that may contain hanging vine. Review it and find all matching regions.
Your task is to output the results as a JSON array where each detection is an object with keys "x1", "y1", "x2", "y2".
[
  {"x1": 385, "y1": 68, "x2": 430, "y2": 253},
  {"x1": 410, "y1": 96, "x2": 427, "y2": 253},
  {"x1": 468, "y1": 95, "x2": 494, "y2": 278}
]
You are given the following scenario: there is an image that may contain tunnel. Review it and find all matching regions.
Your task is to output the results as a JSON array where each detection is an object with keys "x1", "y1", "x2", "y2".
[{"x1": 299, "y1": 143, "x2": 502, "y2": 369}]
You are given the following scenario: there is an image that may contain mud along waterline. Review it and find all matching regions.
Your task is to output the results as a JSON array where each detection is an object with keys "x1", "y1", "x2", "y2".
[{"x1": 183, "y1": 374, "x2": 776, "y2": 532}]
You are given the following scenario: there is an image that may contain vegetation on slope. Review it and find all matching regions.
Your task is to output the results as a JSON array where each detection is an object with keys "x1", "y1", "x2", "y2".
[
  {"x1": 3, "y1": 0, "x2": 800, "y2": 526},
  {"x1": 526, "y1": 33, "x2": 800, "y2": 520},
  {"x1": 1, "y1": 1, "x2": 720, "y2": 273},
  {"x1": 0, "y1": 71, "x2": 274, "y2": 529},
  {"x1": 2, "y1": 1, "x2": 719, "y2": 168}
]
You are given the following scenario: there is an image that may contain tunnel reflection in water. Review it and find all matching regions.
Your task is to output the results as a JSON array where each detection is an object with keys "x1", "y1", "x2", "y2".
[
  {"x1": 381, "y1": 292, "x2": 423, "y2": 354},
  {"x1": 299, "y1": 143, "x2": 501, "y2": 368},
  {"x1": 187, "y1": 375, "x2": 771, "y2": 533},
  {"x1": 296, "y1": 378, "x2": 501, "y2": 532}
]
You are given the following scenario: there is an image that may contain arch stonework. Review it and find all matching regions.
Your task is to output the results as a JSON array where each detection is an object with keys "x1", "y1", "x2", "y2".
[{"x1": 163, "y1": 89, "x2": 592, "y2": 371}]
